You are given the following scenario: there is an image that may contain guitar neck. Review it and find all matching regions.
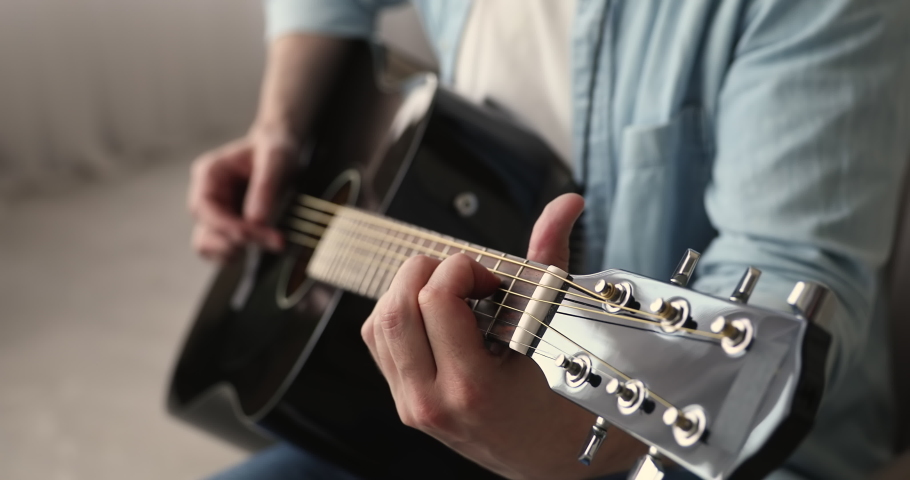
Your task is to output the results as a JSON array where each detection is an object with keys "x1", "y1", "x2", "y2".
[{"x1": 292, "y1": 195, "x2": 568, "y2": 351}]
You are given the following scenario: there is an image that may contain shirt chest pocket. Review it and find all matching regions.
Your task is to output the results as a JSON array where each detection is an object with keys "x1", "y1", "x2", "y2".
[{"x1": 602, "y1": 107, "x2": 716, "y2": 279}]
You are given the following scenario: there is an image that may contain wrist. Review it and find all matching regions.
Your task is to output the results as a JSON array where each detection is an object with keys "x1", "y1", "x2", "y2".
[{"x1": 248, "y1": 120, "x2": 300, "y2": 146}]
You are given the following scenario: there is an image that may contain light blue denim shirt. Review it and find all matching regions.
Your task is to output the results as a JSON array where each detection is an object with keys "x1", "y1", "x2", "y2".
[{"x1": 265, "y1": 1, "x2": 910, "y2": 478}]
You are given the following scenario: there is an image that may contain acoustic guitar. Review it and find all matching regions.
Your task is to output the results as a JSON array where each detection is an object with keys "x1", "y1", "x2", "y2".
[{"x1": 168, "y1": 43, "x2": 831, "y2": 480}]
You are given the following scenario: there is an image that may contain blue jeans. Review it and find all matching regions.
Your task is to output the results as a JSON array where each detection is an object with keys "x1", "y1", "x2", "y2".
[{"x1": 210, "y1": 443, "x2": 701, "y2": 480}]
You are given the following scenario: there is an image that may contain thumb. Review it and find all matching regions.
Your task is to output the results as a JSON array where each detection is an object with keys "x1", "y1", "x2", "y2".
[{"x1": 526, "y1": 193, "x2": 585, "y2": 271}]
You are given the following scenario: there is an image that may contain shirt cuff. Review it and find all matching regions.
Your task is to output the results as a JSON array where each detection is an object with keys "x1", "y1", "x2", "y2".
[{"x1": 265, "y1": 0, "x2": 380, "y2": 40}]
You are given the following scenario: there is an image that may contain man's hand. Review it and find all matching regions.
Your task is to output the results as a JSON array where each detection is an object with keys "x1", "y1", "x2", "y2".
[
  {"x1": 187, "y1": 128, "x2": 294, "y2": 262},
  {"x1": 187, "y1": 34, "x2": 352, "y2": 262},
  {"x1": 361, "y1": 194, "x2": 646, "y2": 479}
]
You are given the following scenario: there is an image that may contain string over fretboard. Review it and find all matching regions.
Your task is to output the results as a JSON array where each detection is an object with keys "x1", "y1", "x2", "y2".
[{"x1": 298, "y1": 201, "x2": 566, "y2": 349}]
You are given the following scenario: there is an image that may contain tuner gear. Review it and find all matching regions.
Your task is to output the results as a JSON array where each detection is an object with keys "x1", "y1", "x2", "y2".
[
  {"x1": 596, "y1": 280, "x2": 633, "y2": 313},
  {"x1": 557, "y1": 354, "x2": 599, "y2": 388},
  {"x1": 662, "y1": 405, "x2": 707, "y2": 447},
  {"x1": 710, "y1": 316, "x2": 754, "y2": 356},
  {"x1": 650, "y1": 298, "x2": 691, "y2": 333},
  {"x1": 606, "y1": 378, "x2": 649, "y2": 415}
]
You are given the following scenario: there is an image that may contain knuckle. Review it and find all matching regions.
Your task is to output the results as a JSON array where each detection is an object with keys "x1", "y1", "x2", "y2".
[
  {"x1": 190, "y1": 154, "x2": 213, "y2": 178},
  {"x1": 409, "y1": 397, "x2": 447, "y2": 431},
  {"x1": 360, "y1": 317, "x2": 374, "y2": 344},
  {"x1": 377, "y1": 303, "x2": 406, "y2": 340},
  {"x1": 416, "y1": 284, "x2": 441, "y2": 310},
  {"x1": 449, "y1": 380, "x2": 484, "y2": 415}
]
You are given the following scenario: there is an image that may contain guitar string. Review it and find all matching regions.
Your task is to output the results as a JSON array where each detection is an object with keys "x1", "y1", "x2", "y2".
[
  {"x1": 291, "y1": 235, "x2": 571, "y2": 353},
  {"x1": 300, "y1": 235, "x2": 621, "y2": 369},
  {"x1": 308, "y1": 234, "x2": 669, "y2": 397},
  {"x1": 287, "y1": 207, "x2": 721, "y2": 340},
  {"x1": 296, "y1": 196, "x2": 713, "y2": 332},
  {"x1": 286, "y1": 222, "x2": 686, "y2": 409},
  {"x1": 299, "y1": 195, "x2": 610, "y2": 299},
  {"x1": 293, "y1": 201, "x2": 638, "y2": 312},
  {"x1": 307, "y1": 234, "x2": 674, "y2": 408},
  {"x1": 294, "y1": 218, "x2": 719, "y2": 340},
  {"x1": 479, "y1": 331, "x2": 558, "y2": 361},
  {"x1": 291, "y1": 220, "x2": 682, "y2": 338}
]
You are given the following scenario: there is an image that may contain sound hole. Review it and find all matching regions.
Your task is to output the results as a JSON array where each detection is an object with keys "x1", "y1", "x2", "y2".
[{"x1": 276, "y1": 169, "x2": 360, "y2": 309}]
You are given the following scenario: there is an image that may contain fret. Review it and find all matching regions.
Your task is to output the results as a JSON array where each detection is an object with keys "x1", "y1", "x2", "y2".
[
  {"x1": 322, "y1": 220, "x2": 343, "y2": 287},
  {"x1": 307, "y1": 208, "x2": 561, "y2": 348},
  {"x1": 355, "y1": 218, "x2": 381, "y2": 296},
  {"x1": 379, "y1": 228, "x2": 408, "y2": 294},
  {"x1": 342, "y1": 216, "x2": 364, "y2": 289},
  {"x1": 363, "y1": 223, "x2": 388, "y2": 297},
  {"x1": 470, "y1": 247, "x2": 488, "y2": 312},
  {"x1": 365, "y1": 222, "x2": 391, "y2": 298},
  {"x1": 404, "y1": 233, "x2": 417, "y2": 260},
  {"x1": 373, "y1": 227, "x2": 396, "y2": 296},
  {"x1": 336, "y1": 217, "x2": 355, "y2": 289},
  {"x1": 487, "y1": 256, "x2": 528, "y2": 339}
]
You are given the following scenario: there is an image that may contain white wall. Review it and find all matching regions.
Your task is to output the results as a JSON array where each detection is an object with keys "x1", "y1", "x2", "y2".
[{"x1": 0, "y1": 0, "x2": 434, "y2": 199}]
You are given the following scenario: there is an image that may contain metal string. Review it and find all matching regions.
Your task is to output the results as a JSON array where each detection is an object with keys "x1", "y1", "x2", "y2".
[
  {"x1": 282, "y1": 213, "x2": 703, "y2": 410},
  {"x1": 288, "y1": 201, "x2": 721, "y2": 340},
  {"x1": 299, "y1": 195, "x2": 613, "y2": 302},
  {"x1": 298, "y1": 195, "x2": 713, "y2": 330}
]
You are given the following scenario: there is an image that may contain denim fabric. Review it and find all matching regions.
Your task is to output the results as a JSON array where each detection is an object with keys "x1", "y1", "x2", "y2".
[{"x1": 261, "y1": 1, "x2": 910, "y2": 479}]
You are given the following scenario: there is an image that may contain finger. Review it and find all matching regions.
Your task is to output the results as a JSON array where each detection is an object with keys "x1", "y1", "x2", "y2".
[
  {"x1": 362, "y1": 312, "x2": 395, "y2": 379},
  {"x1": 243, "y1": 143, "x2": 293, "y2": 250},
  {"x1": 377, "y1": 255, "x2": 443, "y2": 387},
  {"x1": 371, "y1": 308, "x2": 401, "y2": 386},
  {"x1": 192, "y1": 225, "x2": 240, "y2": 263},
  {"x1": 417, "y1": 254, "x2": 501, "y2": 373},
  {"x1": 526, "y1": 193, "x2": 584, "y2": 271},
  {"x1": 188, "y1": 150, "x2": 250, "y2": 243}
]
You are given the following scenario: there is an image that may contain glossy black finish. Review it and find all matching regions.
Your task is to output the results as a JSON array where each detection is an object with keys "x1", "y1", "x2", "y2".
[{"x1": 168, "y1": 42, "x2": 575, "y2": 478}]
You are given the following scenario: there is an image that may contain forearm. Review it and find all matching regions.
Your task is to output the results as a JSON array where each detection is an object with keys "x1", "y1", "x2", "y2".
[{"x1": 252, "y1": 34, "x2": 353, "y2": 139}]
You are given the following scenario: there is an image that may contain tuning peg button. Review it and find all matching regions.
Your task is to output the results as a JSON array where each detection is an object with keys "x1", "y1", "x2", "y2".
[
  {"x1": 628, "y1": 447, "x2": 665, "y2": 480},
  {"x1": 670, "y1": 249, "x2": 700, "y2": 287},
  {"x1": 577, "y1": 416, "x2": 610, "y2": 466},
  {"x1": 787, "y1": 281, "x2": 833, "y2": 323},
  {"x1": 730, "y1": 267, "x2": 762, "y2": 303}
]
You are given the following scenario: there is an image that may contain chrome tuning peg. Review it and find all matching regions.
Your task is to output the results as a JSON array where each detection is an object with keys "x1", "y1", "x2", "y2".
[
  {"x1": 670, "y1": 249, "x2": 700, "y2": 287},
  {"x1": 787, "y1": 281, "x2": 832, "y2": 323},
  {"x1": 627, "y1": 446, "x2": 665, "y2": 480},
  {"x1": 577, "y1": 416, "x2": 610, "y2": 466},
  {"x1": 730, "y1": 267, "x2": 761, "y2": 303}
]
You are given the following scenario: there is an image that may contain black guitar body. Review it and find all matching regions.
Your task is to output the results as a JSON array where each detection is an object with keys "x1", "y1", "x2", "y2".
[{"x1": 168, "y1": 43, "x2": 576, "y2": 479}]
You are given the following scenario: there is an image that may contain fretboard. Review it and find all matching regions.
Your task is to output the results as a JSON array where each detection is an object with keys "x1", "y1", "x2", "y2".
[{"x1": 292, "y1": 197, "x2": 569, "y2": 351}]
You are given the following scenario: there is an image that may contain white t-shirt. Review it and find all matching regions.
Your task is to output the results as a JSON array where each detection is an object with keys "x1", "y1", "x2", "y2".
[{"x1": 453, "y1": 0, "x2": 576, "y2": 164}]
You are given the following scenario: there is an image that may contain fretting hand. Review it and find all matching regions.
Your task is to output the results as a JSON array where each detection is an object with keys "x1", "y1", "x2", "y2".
[{"x1": 360, "y1": 194, "x2": 647, "y2": 479}]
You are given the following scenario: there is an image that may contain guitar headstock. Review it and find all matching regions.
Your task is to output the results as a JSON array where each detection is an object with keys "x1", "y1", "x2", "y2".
[{"x1": 527, "y1": 250, "x2": 832, "y2": 480}]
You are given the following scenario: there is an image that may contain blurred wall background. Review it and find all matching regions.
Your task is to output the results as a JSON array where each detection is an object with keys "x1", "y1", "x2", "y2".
[
  {"x1": 0, "y1": 0, "x2": 435, "y2": 199},
  {"x1": 0, "y1": 1, "x2": 434, "y2": 479},
  {"x1": 0, "y1": 0, "x2": 263, "y2": 198}
]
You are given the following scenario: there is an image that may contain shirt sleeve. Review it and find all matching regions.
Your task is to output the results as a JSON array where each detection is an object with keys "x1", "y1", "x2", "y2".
[
  {"x1": 692, "y1": 0, "x2": 910, "y2": 391},
  {"x1": 265, "y1": 0, "x2": 407, "y2": 40}
]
